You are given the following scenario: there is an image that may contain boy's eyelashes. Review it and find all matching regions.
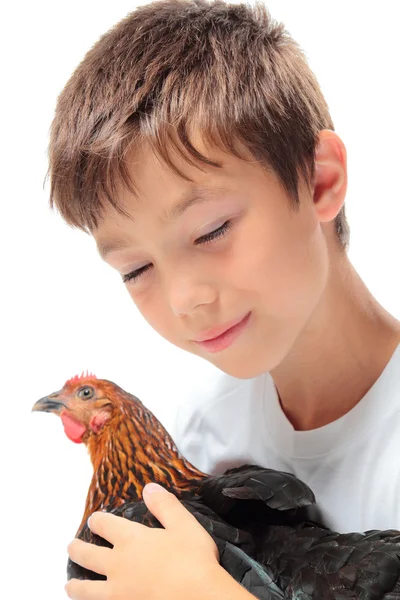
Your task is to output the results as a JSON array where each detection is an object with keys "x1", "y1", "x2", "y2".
[
  {"x1": 122, "y1": 263, "x2": 152, "y2": 284},
  {"x1": 195, "y1": 219, "x2": 233, "y2": 245},
  {"x1": 121, "y1": 219, "x2": 233, "y2": 284}
]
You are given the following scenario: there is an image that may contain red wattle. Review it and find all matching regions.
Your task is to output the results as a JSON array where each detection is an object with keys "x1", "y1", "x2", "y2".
[{"x1": 61, "y1": 412, "x2": 87, "y2": 444}]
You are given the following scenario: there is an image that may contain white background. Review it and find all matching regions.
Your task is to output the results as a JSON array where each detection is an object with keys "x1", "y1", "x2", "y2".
[{"x1": 1, "y1": 1, "x2": 399, "y2": 598}]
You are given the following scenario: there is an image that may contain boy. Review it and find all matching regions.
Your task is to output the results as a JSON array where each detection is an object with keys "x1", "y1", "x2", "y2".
[{"x1": 48, "y1": 1, "x2": 400, "y2": 598}]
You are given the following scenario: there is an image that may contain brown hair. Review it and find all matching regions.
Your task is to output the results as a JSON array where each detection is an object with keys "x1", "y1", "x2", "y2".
[{"x1": 48, "y1": 0, "x2": 349, "y2": 248}]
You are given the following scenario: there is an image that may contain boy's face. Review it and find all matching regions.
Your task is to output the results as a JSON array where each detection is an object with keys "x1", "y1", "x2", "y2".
[{"x1": 94, "y1": 135, "x2": 331, "y2": 378}]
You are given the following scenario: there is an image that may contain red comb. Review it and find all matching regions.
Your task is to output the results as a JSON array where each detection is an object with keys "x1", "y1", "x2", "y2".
[{"x1": 65, "y1": 370, "x2": 97, "y2": 386}]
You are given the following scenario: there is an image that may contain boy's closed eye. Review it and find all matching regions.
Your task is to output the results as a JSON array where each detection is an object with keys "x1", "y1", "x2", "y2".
[{"x1": 122, "y1": 219, "x2": 233, "y2": 284}]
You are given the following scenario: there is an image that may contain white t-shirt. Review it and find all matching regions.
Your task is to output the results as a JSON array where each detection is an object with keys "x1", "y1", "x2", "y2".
[{"x1": 173, "y1": 344, "x2": 400, "y2": 533}]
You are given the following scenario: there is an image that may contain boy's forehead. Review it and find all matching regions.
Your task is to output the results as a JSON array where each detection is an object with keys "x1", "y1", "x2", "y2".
[
  {"x1": 94, "y1": 141, "x2": 238, "y2": 221},
  {"x1": 124, "y1": 130, "x2": 258, "y2": 196}
]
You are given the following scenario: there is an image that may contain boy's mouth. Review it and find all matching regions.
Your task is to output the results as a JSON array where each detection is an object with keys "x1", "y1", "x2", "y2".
[
  {"x1": 193, "y1": 312, "x2": 251, "y2": 342},
  {"x1": 193, "y1": 312, "x2": 252, "y2": 353}
]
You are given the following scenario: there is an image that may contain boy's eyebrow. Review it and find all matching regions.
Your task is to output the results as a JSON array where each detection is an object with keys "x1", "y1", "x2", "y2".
[{"x1": 97, "y1": 185, "x2": 230, "y2": 259}]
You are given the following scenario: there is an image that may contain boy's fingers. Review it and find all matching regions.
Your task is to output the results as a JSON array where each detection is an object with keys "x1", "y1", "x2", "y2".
[
  {"x1": 67, "y1": 538, "x2": 112, "y2": 576},
  {"x1": 143, "y1": 483, "x2": 201, "y2": 531},
  {"x1": 88, "y1": 511, "x2": 143, "y2": 545}
]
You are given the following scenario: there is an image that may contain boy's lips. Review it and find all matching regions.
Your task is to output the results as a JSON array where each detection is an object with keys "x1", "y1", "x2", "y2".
[
  {"x1": 193, "y1": 312, "x2": 251, "y2": 342},
  {"x1": 192, "y1": 312, "x2": 252, "y2": 353}
]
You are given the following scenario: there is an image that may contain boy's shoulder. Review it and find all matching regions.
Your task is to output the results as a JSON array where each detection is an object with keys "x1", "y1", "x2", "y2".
[{"x1": 172, "y1": 343, "x2": 400, "y2": 466}]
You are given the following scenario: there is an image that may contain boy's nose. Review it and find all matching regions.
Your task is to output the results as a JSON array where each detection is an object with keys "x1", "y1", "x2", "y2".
[{"x1": 168, "y1": 280, "x2": 217, "y2": 317}]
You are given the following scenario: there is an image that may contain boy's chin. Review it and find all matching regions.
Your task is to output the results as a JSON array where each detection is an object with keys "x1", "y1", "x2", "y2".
[{"x1": 208, "y1": 353, "x2": 277, "y2": 379}]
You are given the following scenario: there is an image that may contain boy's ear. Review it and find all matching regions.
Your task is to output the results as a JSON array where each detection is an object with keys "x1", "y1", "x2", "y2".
[{"x1": 312, "y1": 129, "x2": 347, "y2": 223}]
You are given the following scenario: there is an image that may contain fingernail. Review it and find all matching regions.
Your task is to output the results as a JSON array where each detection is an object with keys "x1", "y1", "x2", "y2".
[{"x1": 145, "y1": 482, "x2": 167, "y2": 494}]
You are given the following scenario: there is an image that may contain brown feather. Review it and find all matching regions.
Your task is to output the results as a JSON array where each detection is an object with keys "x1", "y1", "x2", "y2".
[{"x1": 76, "y1": 380, "x2": 206, "y2": 536}]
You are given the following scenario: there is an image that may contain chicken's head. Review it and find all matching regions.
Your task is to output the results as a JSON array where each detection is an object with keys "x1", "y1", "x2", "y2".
[{"x1": 32, "y1": 371, "x2": 113, "y2": 443}]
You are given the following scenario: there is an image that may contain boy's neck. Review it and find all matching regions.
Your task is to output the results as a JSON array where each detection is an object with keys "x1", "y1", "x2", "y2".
[{"x1": 270, "y1": 254, "x2": 400, "y2": 431}]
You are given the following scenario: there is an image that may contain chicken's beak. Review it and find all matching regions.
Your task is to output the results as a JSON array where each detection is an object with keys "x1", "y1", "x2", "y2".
[{"x1": 32, "y1": 392, "x2": 67, "y2": 415}]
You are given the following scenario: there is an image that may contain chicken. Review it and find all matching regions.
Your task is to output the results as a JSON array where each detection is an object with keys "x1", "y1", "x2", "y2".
[{"x1": 32, "y1": 372, "x2": 400, "y2": 599}]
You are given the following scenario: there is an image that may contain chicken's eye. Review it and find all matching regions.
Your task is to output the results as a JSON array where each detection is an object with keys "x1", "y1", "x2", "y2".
[{"x1": 77, "y1": 386, "x2": 95, "y2": 400}]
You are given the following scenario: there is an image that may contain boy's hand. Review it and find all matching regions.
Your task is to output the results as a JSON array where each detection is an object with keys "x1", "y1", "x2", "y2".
[{"x1": 65, "y1": 482, "x2": 222, "y2": 600}]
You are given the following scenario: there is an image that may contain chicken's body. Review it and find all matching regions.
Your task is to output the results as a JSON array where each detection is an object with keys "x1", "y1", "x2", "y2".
[{"x1": 33, "y1": 374, "x2": 400, "y2": 599}]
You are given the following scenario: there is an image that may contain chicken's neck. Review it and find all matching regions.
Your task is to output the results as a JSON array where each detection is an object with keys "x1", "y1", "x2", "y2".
[{"x1": 77, "y1": 395, "x2": 206, "y2": 535}]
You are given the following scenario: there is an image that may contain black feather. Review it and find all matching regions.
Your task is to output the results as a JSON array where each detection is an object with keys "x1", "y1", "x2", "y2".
[{"x1": 68, "y1": 467, "x2": 400, "y2": 599}]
